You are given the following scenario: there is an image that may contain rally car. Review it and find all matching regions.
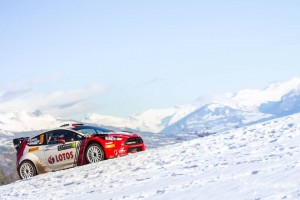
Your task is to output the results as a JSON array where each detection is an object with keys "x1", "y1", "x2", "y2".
[{"x1": 13, "y1": 123, "x2": 146, "y2": 179}]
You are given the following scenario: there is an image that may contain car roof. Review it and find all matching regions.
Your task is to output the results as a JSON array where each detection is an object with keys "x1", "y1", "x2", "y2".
[{"x1": 28, "y1": 123, "x2": 115, "y2": 139}]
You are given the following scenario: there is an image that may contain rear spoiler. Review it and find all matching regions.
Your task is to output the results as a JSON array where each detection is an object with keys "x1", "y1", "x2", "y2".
[{"x1": 13, "y1": 137, "x2": 29, "y2": 151}]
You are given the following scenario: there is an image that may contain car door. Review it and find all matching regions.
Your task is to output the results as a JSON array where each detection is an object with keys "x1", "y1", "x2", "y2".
[{"x1": 44, "y1": 130, "x2": 80, "y2": 171}]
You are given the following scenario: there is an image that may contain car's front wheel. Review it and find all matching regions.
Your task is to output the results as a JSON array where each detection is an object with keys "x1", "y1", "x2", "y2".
[
  {"x1": 19, "y1": 161, "x2": 37, "y2": 179},
  {"x1": 85, "y1": 143, "x2": 104, "y2": 164}
]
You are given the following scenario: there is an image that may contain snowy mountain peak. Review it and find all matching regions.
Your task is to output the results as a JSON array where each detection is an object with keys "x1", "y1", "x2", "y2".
[
  {"x1": 163, "y1": 77, "x2": 300, "y2": 135},
  {"x1": 229, "y1": 77, "x2": 300, "y2": 109},
  {"x1": 206, "y1": 103, "x2": 228, "y2": 112}
]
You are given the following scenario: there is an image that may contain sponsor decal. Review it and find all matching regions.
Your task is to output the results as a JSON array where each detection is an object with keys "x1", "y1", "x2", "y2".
[
  {"x1": 48, "y1": 151, "x2": 74, "y2": 164},
  {"x1": 58, "y1": 142, "x2": 76, "y2": 151},
  {"x1": 71, "y1": 142, "x2": 77, "y2": 148},
  {"x1": 48, "y1": 156, "x2": 55, "y2": 164},
  {"x1": 28, "y1": 147, "x2": 39, "y2": 152}
]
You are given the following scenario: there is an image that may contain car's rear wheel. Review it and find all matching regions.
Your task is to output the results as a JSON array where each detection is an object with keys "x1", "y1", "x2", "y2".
[
  {"x1": 85, "y1": 143, "x2": 104, "y2": 164},
  {"x1": 19, "y1": 161, "x2": 37, "y2": 179}
]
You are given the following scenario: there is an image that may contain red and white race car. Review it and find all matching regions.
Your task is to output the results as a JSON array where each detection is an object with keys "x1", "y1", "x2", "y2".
[{"x1": 13, "y1": 123, "x2": 146, "y2": 179}]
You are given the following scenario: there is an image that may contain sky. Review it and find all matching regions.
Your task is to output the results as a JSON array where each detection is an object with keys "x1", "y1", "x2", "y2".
[{"x1": 0, "y1": 1, "x2": 300, "y2": 119}]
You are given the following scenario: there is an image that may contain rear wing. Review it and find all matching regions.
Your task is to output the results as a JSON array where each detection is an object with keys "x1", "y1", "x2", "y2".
[{"x1": 13, "y1": 137, "x2": 29, "y2": 151}]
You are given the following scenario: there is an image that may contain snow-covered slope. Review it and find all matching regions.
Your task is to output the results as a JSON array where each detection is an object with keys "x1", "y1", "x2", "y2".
[
  {"x1": 1, "y1": 113, "x2": 300, "y2": 200},
  {"x1": 83, "y1": 105, "x2": 196, "y2": 133},
  {"x1": 0, "y1": 125, "x2": 179, "y2": 184}
]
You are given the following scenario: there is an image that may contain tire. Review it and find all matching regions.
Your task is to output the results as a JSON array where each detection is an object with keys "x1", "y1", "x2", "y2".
[
  {"x1": 85, "y1": 143, "x2": 104, "y2": 164},
  {"x1": 18, "y1": 160, "x2": 37, "y2": 179}
]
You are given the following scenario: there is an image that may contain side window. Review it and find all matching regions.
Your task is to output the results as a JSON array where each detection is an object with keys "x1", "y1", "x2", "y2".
[
  {"x1": 63, "y1": 130, "x2": 77, "y2": 142},
  {"x1": 47, "y1": 130, "x2": 65, "y2": 144},
  {"x1": 28, "y1": 134, "x2": 45, "y2": 146},
  {"x1": 47, "y1": 130, "x2": 82, "y2": 144},
  {"x1": 65, "y1": 130, "x2": 84, "y2": 141},
  {"x1": 77, "y1": 128, "x2": 97, "y2": 135}
]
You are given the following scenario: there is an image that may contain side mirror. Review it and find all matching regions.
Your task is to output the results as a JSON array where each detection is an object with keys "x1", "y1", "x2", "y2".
[{"x1": 57, "y1": 138, "x2": 66, "y2": 144}]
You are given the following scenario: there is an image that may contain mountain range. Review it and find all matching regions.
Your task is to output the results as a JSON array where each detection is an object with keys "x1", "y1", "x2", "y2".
[
  {"x1": 84, "y1": 77, "x2": 300, "y2": 135},
  {"x1": 163, "y1": 77, "x2": 300, "y2": 135},
  {"x1": 0, "y1": 77, "x2": 300, "y2": 135}
]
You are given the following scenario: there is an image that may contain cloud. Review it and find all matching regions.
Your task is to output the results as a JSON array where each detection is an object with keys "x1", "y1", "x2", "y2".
[
  {"x1": 57, "y1": 101, "x2": 83, "y2": 109},
  {"x1": 0, "y1": 88, "x2": 32, "y2": 102},
  {"x1": 0, "y1": 73, "x2": 63, "y2": 102},
  {"x1": 0, "y1": 78, "x2": 108, "y2": 118}
]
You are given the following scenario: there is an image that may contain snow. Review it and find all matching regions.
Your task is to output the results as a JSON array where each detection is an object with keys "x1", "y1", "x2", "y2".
[
  {"x1": 83, "y1": 105, "x2": 196, "y2": 133},
  {"x1": 163, "y1": 77, "x2": 300, "y2": 135},
  {"x1": 207, "y1": 103, "x2": 223, "y2": 112},
  {"x1": 0, "y1": 129, "x2": 14, "y2": 137},
  {"x1": 1, "y1": 113, "x2": 300, "y2": 200},
  {"x1": 231, "y1": 77, "x2": 300, "y2": 109},
  {"x1": 1, "y1": 78, "x2": 298, "y2": 135},
  {"x1": 162, "y1": 103, "x2": 272, "y2": 135},
  {"x1": 0, "y1": 111, "x2": 64, "y2": 132}
]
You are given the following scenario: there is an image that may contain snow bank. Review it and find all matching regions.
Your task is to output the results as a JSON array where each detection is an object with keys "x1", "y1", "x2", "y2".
[{"x1": 1, "y1": 114, "x2": 300, "y2": 200}]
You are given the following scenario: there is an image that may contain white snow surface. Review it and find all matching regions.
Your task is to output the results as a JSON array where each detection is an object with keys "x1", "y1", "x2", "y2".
[{"x1": 1, "y1": 113, "x2": 300, "y2": 200}]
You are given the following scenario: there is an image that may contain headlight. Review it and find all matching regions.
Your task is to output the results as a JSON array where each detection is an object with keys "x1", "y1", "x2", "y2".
[{"x1": 105, "y1": 136, "x2": 114, "y2": 141}]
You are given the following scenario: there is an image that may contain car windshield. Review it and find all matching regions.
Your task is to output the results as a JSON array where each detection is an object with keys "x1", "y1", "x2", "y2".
[{"x1": 72, "y1": 125, "x2": 113, "y2": 135}]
